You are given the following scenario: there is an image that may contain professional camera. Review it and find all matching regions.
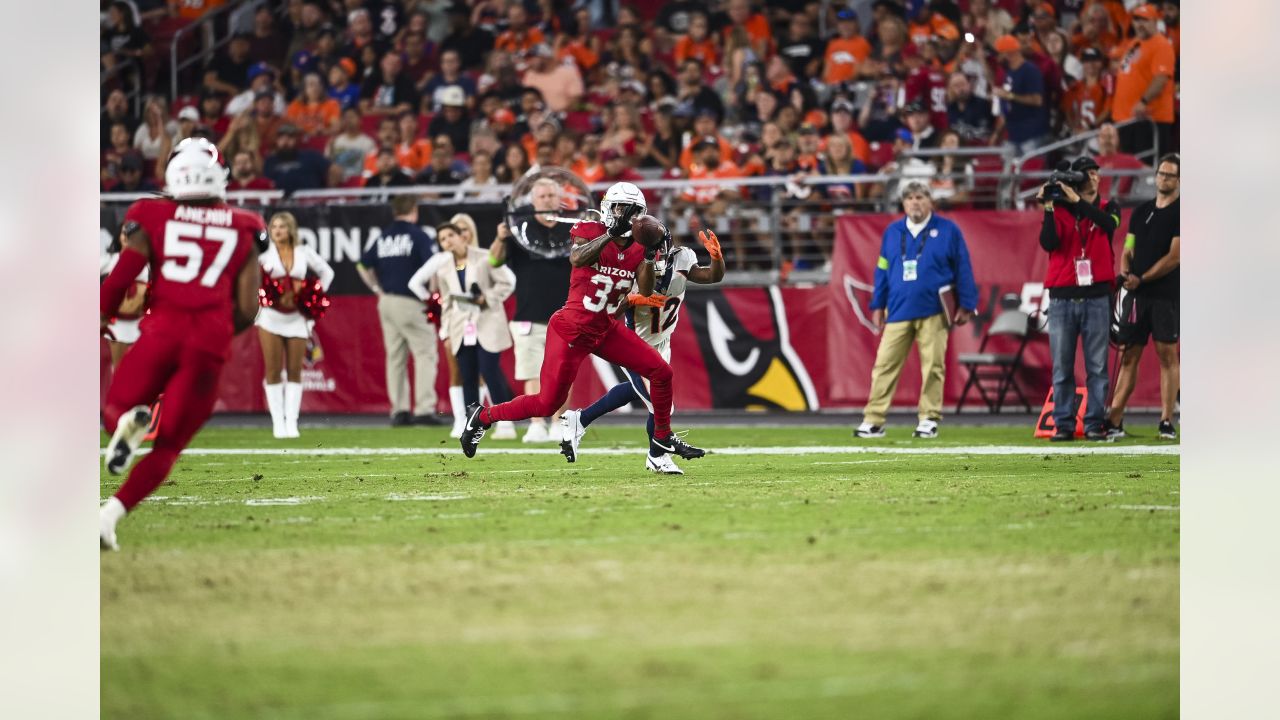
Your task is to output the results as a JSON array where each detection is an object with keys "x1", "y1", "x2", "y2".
[{"x1": 1043, "y1": 159, "x2": 1086, "y2": 201}]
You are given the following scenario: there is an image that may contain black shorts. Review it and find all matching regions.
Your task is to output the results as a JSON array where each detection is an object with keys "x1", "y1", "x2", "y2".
[{"x1": 1119, "y1": 295, "x2": 1179, "y2": 345}]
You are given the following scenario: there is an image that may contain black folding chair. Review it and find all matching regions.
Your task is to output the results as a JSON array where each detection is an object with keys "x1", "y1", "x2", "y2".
[{"x1": 954, "y1": 309, "x2": 1034, "y2": 414}]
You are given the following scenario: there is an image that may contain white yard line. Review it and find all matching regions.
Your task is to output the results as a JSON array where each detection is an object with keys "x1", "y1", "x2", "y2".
[{"x1": 106, "y1": 444, "x2": 1179, "y2": 458}]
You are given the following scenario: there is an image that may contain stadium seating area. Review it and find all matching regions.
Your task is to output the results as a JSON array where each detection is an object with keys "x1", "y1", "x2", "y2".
[{"x1": 100, "y1": 0, "x2": 1180, "y2": 270}]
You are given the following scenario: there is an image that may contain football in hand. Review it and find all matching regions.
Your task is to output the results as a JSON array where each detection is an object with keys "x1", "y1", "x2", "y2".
[{"x1": 631, "y1": 214, "x2": 666, "y2": 249}]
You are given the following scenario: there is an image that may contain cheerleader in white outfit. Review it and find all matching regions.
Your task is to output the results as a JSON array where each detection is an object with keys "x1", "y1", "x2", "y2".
[
  {"x1": 100, "y1": 229, "x2": 151, "y2": 367},
  {"x1": 256, "y1": 212, "x2": 334, "y2": 438}
]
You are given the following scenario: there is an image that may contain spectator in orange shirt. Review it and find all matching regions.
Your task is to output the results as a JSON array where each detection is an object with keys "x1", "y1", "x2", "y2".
[
  {"x1": 569, "y1": 133, "x2": 603, "y2": 183},
  {"x1": 679, "y1": 137, "x2": 744, "y2": 262},
  {"x1": 285, "y1": 72, "x2": 341, "y2": 141},
  {"x1": 678, "y1": 109, "x2": 734, "y2": 173},
  {"x1": 1061, "y1": 48, "x2": 1113, "y2": 134},
  {"x1": 494, "y1": 3, "x2": 545, "y2": 55},
  {"x1": 168, "y1": 0, "x2": 224, "y2": 22},
  {"x1": 1094, "y1": 122, "x2": 1146, "y2": 200},
  {"x1": 395, "y1": 112, "x2": 433, "y2": 173},
  {"x1": 1112, "y1": 4, "x2": 1176, "y2": 161},
  {"x1": 364, "y1": 146, "x2": 415, "y2": 189},
  {"x1": 557, "y1": 7, "x2": 600, "y2": 73},
  {"x1": 908, "y1": 8, "x2": 960, "y2": 48},
  {"x1": 674, "y1": 12, "x2": 719, "y2": 68},
  {"x1": 722, "y1": 0, "x2": 773, "y2": 59},
  {"x1": 1028, "y1": 3, "x2": 1058, "y2": 55},
  {"x1": 823, "y1": 9, "x2": 873, "y2": 85}
]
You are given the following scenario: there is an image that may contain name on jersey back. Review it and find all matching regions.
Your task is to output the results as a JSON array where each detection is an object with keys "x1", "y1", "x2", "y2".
[{"x1": 173, "y1": 205, "x2": 233, "y2": 226}]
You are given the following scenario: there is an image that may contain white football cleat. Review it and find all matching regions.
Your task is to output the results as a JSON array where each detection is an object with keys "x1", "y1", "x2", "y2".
[
  {"x1": 645, "y1": 453, "x2": 684, "y2": 475},
  {"x1": 854, "y1": 421, "x2": 885, "y2": 439},
  {"x1": 100, "y1": 497, "x2": 126, "y2": 551},
  {"x1": 913, "y1": 419, "x2": 939, "y2": 438},
  {"x1": 522, "y1": 420, "x2": 550, "y2": 443},
  {"x1": 492, "y1": 420, "x2": 517, "y2": 440},
  {"x1": 105, "y1": 405, "x2": 152, "y2": 475},
  {"x1": 559, "y1": 410, "x2": 585, "y2": 463}
]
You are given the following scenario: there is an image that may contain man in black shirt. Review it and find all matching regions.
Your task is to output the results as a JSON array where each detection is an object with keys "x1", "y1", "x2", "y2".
[
  {"x1": 778, "y1": 13, "x2": 823, "y2": 80},
  {"x1": 360, "y1": 50, "x2": 419, "y2": 117},
  {"x1": 1107, "y1": 153, "x2": 1181, "y2": 440},
  {"x1": 489, "y1": 178, "x2": 573, "y2": 442},
  {"x1": 203, "y1": 33, "x2": 253, "y2": 97}
]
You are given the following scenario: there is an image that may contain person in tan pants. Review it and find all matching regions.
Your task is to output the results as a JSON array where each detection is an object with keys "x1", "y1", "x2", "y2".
[{"x1": 856, "y1": 182, "x2": 979, "y2": 439}]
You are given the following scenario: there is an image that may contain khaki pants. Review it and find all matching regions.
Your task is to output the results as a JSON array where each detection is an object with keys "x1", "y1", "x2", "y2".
[
  {"x1": 378, "y1": 294, "x2": 438, "y2": 416},
  {"x1": 863, "y1": 313, "x2": 949, "y2": 426}
]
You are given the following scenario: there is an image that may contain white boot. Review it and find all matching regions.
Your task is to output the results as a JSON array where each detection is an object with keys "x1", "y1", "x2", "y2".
[
  {"x1": 449, "y1": 386, "x2": 466, "y2": 439},
  {"x1": 100, "y1": 496, "x2": 126, "y2": 551},
  {"x1": 492, "y1": 420, "x2": 517, "y2": 440},
  {"x1": 283, "y1": 382, "x2": 303, "y2": 438},
  {"x1": 265, "y1": 382, "x2": 286, "y2": 438}
]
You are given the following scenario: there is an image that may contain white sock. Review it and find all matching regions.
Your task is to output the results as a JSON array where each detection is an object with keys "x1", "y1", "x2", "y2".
[
  {"x1": 284, "y1": 382, "x2": 303, "y2": 436},
  {"x1": 264, "y1": 382, "x2": 285, "y2": 435},
  {"x1": 101, "y1": 496, "x2": 127, "y2": 524},
  {"x1": 449, "y1": 386, "x2": 465, "y2": 421}
]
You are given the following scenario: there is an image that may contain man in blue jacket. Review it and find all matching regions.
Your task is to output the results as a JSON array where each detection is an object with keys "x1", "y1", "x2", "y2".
[{"x1": 856, "y1": 182, "x2": 979, "y2": 439}]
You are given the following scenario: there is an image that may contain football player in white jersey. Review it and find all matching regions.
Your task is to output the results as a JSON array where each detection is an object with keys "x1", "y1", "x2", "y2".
[{"x1": 559, "y1": 226, "x2": 725, "y2": 474}]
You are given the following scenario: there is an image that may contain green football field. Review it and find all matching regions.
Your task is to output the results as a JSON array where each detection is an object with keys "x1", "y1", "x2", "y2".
[{"x1": 100, "y1": 424, "x2": 1179, "y2": 720}]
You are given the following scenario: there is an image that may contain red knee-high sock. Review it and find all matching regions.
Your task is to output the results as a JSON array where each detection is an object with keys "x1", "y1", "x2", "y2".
[
  {"x1": 649, "y1": 370, "x2": 673, "y2": 438},
  {"x1": 113, "y1": 444, "x2": 180, "y2": 511}
]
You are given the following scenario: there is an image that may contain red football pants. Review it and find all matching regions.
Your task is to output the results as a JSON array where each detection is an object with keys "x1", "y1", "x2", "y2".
[
  {"x1": 485, "y1": 318, "x2": 675, "y2": 437},
  {"x1": 102, "y1": 323, "x2": 226, "y2": 511}
]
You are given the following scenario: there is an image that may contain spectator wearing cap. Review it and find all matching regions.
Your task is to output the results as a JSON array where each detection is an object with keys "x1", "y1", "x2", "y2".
[
  {"x1": 203, "y1": 33, "x2": 253, "y2": 97},
  {"x1": 678, "y1": 110, "x2": 734, "y2": 174},
  {"x1": 226, "y1": 63, "x2": 286, "y2": 117},
  {"x1": 227, "y1": 149, "x2": 276, "y2": 191},
  {"x1": 1035, "y1": 155, "x2": 1119, "y2": 441},
  {"x1": 327, "y1": 107, "x2": 377, "y2": 182},
  {"x1": 264, "y1": 123, "x2": 335, "y2": 193},
  {"x1": 105, "y1": 154, "x2": 158, "y2": 193},
  {"x1": 946, "y1": 72, "x2": 993, "y2": 145},
  {"x1": 1094, "y1": 122, "x2": 1145, "y2": 200},
  {"x1": 824, "y1": 99, "x2": 872, "y2": 166},
  {"x1": 1061, "y1": 47, "x2": 1112, "y2": 134},
  {"x1": 795, "y1": 125, "x2": 823, "y2": 172},
  {"x1": 364, "y1": 146, "x2": 415, "y2": 189},
  {"x1": 855, "y1": 180, "x2": 978, "y2": 440},
  {"x1": 991, "y1": 34, "x2": 1048, "y2": 154},
  {"x1": 673, "y1": 12, "x2": 719, "y2": 68},
  {"x1": 722, "y1": 0, "x2": 774, "y2": 59},
  {"x1": 901, "y1": 101, "x2": 939, "y2": 149},
  {"x1": 521, "y1": 44, "x2": 584, "y2": 114},
  {"x1": 823, "y1": 8, "x2": 873, "y2": 85},
  {"x1": 170, "y1": 105, "x2": 200, "y2": 147},
  {"x1": 327, "y1": 59, "x2": 361, "y2": 110},
  {"x1": 286, "y1": 72, "x2": 342, "y2": 142},
  {"x1": 676, "y1": 58, "x2": 725, "y2": 123},
  {"x1": 494, "y1": 3, "x2": 546, "y2": 55},
  {"x1": 1112, "y1": 4, "x2": 1176, "y2": 162},
  {"x1": 361, "y1": 50, "x2": 420, "y2": 117},
  {"x1": 428, "y1": 86, "x2": 472, "y2": 154}
]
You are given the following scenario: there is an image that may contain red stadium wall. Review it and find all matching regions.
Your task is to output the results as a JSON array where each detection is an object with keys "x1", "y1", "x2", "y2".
[{"x1": 100, "y1": 211, "x2": 1168, "y2": 415}]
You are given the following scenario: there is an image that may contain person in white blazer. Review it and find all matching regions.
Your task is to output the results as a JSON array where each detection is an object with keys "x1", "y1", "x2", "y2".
[
  {"x1": 409, "y1": 222, "x2": 518, "y2": 439},
  {"x1": 256, "y1": 211, "x2": 335, "y2": 439}
]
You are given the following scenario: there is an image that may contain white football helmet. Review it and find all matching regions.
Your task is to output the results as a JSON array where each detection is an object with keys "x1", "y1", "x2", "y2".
[
  {"x1": 165, "y1": 137, "x2": 229, "y2": 200},
  {"x1": 600, "y1": 181, "x2": 647, "y2": 233}
]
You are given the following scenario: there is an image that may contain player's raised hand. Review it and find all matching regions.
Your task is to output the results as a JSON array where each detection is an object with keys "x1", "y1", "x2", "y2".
[
  {"x1": 627, "y1": 293, "x2": 667, "y2": 308},
  {"x1": 698, "y1": 230, "x2": 722, "y2": 260}
]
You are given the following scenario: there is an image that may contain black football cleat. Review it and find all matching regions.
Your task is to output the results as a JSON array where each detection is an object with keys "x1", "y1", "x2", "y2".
[
  {"x1": 650, "y1": 432, "x2": 705, "y2": 461},
  {"x1": 459, "y1": 403, "x2": 488, "y2": 458}
]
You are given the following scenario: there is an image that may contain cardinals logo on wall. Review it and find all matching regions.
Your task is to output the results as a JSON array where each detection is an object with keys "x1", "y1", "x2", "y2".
[
  {"x1": 301, "y1": 333, "x2": 336, "y2": 392},
  {"x1": 684, "y1": 288, "x2": 819, "y2": 411}
]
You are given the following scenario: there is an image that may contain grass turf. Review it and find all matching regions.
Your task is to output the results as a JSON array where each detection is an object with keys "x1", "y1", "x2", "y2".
[{"x1": 101, "y1": 425, "x2": 1179, "y2": 719}]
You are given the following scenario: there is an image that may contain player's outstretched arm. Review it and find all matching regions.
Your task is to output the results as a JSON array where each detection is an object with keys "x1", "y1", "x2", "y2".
[
  {"x1": 687, "y1": 230, "x2": 726, "y2": 284},
  {"x1": 232, "y1": 244, "x2": 261, "y2": 333},
  {"x1": 568, "y1": 231, "x2": 612, "y2": 268}
]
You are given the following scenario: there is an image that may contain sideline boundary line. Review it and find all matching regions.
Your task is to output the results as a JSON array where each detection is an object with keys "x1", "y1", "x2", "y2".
[{"x1": 105, "y1": 444, "x2": 1180, "y2": 458}]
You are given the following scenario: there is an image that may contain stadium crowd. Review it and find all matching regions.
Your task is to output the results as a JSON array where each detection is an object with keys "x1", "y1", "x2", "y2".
[{"x1": 102, "y1": 0, "x2": 1179, "y2": 272}]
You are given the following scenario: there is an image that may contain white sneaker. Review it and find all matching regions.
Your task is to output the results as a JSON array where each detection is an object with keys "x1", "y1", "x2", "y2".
[
  {"x1": 645, "y1": 454, "x2": 684, "y2": 475},
  {"x1": 559, "y1": 410, "x2": 585, "y2": 463},
  {"x1": 913, "y1": 419, "x2": 939, "y2": 439},
  {"x1": 100, "y1": 497, "x2": 126, "y2": 551},
  {"x1": 854, "y1": 421, "x2": 885, "y2": 439},
  {"x1": 522, "y1": 420, "x2": 550, "y2": 443},
  {"x1": 492, "y1": 420, "x2": 517, "y2": 440},
  {"x1": 105, "y1": 405, "x2": 152, "y2": 475}
]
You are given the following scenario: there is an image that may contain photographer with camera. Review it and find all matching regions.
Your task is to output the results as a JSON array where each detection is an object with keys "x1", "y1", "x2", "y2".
[{"x1": 1037, "y1": 156, "x2": 1120, "y2": 441}]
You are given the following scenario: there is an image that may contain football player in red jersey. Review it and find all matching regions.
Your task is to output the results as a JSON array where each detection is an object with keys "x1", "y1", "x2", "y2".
[
  {"x1": 459, "y1": 182, "x2": 706, "y2": 464},
  {"x1": 98, "y1": 138, "x2": 265, "y2": 550}
]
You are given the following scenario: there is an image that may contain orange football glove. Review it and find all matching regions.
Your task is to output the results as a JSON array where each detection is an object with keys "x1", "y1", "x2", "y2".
[
  {"x1": 627, "y1": 293, "x2": 667, "y2": 308},
  {"x1": 698, "y1": 229, "x2": 722, "y2": 260}
]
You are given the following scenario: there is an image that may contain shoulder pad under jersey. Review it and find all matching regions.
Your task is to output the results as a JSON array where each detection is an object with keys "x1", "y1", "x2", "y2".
[{"x1": 570, "y1": 220, "x2": 607, "y2": 241}]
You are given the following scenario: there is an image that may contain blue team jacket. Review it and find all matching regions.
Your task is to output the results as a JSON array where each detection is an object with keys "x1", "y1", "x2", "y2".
[{"x1": 871, "y1": 214, "x2": 979, "y2": 323}]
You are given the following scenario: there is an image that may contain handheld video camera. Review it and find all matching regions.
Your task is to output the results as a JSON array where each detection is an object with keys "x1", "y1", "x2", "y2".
[{"x1": 1043, "y1": 160, "x2": 1087, "y2": 201}]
